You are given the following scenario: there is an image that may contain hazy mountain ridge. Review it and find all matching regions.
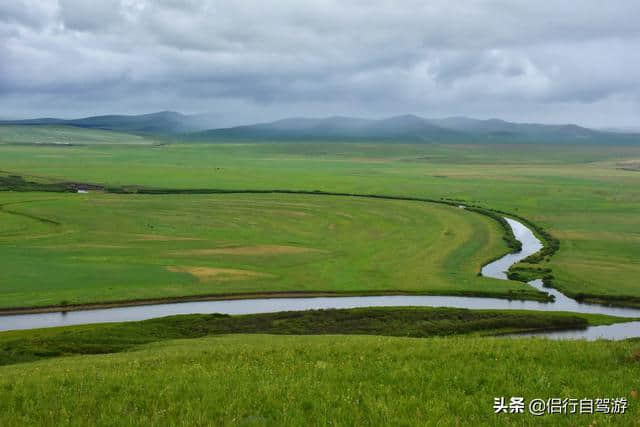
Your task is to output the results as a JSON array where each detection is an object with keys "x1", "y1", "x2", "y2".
[
  {"x1": 2, "y1": 112, "x2": 638, "y2": 144},
  {"x1": 192, "y1": 114, "x2": 638, "y2": 144},
  {"x1": 0, "y1": 111, "x2": 223, "y2": 135}
]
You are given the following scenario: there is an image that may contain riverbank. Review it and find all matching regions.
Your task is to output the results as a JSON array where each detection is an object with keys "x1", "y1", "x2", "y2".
[
  {"x1": 0, "y1": 288, "x2": 552, "y2": 316},
  {"x1": 0, "y1": 307, "x2": 627, "y2": 367},
  {"x1": 4, "y1": 210, "x2": 640, "y2": 341}
]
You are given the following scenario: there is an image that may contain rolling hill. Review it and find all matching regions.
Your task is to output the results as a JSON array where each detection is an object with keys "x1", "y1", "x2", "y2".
[{"x1": 0, "y1": 111, "x2": 215, "y2": 135}]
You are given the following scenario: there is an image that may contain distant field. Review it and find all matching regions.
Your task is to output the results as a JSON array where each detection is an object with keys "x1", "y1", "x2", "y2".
[
  {"x1": 0, "y1": 131, "x2": 639, "y2": 305},
  {"x1": 0, "y1": 192, "x2": 532, "y2": 309},
  {"x1": 0, "y1": 125, "x2": 155, "y2": 146},
  {"x1": 1, "y1": 332, "x2": 638, "y2": 426}
]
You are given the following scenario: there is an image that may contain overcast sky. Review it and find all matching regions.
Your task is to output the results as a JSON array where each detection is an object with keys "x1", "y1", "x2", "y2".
[{"x1": 1, "y1": 1, "x2": 639, "y2": 127}]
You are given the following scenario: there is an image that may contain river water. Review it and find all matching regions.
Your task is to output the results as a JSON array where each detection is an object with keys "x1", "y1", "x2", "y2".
[{"x1": 1, "y1": 217, "x2": 639, "y2": 339}]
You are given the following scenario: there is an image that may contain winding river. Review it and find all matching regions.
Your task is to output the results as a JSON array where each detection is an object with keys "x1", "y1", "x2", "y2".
[{"x1": 1, "y1": 216, "x2": 639, "y2": 339}]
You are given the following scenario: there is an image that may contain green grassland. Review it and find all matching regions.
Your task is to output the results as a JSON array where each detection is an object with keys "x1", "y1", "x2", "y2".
[
  {"x1": 0, "y1": 128, "x2": 639, "y2": 306},
  {"x1": 1, "y1": 191, "x2": 538, "y2": 309},
  {"x1": 1, "y1": 330, "x2": 638, "y2": 426},
  {"x1": 2, "y1": 126, "x2": 640, "y2": 426}
]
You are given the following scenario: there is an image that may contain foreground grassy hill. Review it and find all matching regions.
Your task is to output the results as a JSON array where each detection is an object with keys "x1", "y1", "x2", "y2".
[
  {"x1": 0, "y1": 192, "x2": 533, "y2": 309},
  {"x1": 1, "y1": 330, "x2": 638, "y2": 426}
]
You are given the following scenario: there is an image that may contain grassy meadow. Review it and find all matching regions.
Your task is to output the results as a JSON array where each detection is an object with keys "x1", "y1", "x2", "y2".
[
  {"x1": 0, "y1": 191, "x2": 534, "y2": 309},
  {"x1": 1, "y1": 125, "x2": 640, "y2": 426},
  {"x1": 1, "y1": 331, "x2": 639, "y2": 426},
  {"x1": 0, "y1": 128, "x2": 639, "y2": 306}
]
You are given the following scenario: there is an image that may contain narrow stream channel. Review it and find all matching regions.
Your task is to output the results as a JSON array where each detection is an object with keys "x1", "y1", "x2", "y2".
[
  {"x1": 481, "y1": 218, "x2": 640, "y2": 340},
  {"x1": 1, "y1": 216, "x2": 639, "y2": 339}
]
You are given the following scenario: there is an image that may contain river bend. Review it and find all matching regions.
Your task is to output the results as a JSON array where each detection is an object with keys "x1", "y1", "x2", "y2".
[{"x1": 1, "y1": 216, "x2": 639, "y2": 339}]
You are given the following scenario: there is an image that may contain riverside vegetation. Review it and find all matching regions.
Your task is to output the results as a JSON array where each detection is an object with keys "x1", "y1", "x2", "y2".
[{"x1": 0, "y1": 307, "x2": 625, "y2": 366}]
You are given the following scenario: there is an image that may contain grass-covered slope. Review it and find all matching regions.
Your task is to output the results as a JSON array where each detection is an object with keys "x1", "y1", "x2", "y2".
[
  {"x1": 0, "y1": 111, "x2": 197, "y2": 136},
  {"x1": 0, "y1": 192, "x2": 538, "y2": 309},
  {"x1": 1, "y1": 332, "x2": 638, "y2": 426}
]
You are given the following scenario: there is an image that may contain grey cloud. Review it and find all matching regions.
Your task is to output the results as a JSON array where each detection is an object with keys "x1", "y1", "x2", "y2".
[
  {"x1": 58, "y1": 0, "x2": 124, "y2": 31},
  {"x1": 1, "y1": 0, "x2": 640, "y2": 127},
  {"x1": 0, "y1": 1, "x2": 58, "y2": 28}
]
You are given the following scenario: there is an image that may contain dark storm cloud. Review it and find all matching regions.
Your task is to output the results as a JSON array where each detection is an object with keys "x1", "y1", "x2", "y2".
[{"x1": 1, "y1": 0, "x2": 640, "y2": 126}]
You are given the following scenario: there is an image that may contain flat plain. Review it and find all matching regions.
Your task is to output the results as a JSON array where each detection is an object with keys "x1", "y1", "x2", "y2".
[
  {"x1": 0, "y1": 192, "x2": 528, "y2": 308},
  {"x1": 1, "y1": 127, "x2": 639, "y2": 306}
]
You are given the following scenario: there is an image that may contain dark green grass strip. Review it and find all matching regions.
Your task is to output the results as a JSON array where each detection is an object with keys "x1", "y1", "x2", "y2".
[{"x1": 0, "y1": 307, "x2": 621, "y2": 367}]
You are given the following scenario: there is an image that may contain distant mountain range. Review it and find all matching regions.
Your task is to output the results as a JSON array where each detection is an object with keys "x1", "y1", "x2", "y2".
[
  {"x1": 0, "y1": 111, "x2": 227, "y2": 135},
  {"x1": 2, "y1": 111, "x2": 638, "y2": 144},
  {"x1": 193, "y1": 114, "x2": 638, "y2": 144}
]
